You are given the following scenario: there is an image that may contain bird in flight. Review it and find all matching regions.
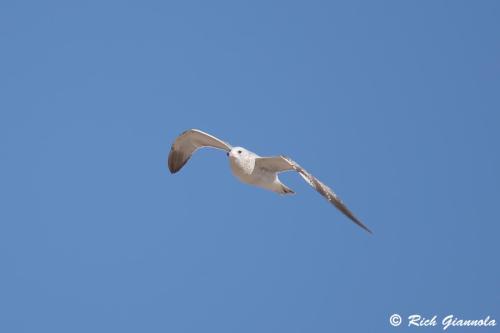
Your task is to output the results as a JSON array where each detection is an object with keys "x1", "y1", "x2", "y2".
[{"x1": 168, "y1": 129, "x2": 372, "y2": 234}]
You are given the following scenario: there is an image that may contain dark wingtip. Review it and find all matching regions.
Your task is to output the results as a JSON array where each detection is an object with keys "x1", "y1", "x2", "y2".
[
  {"x1": 356, "y1": 219, "x2": 373, "y2": 235},
  {"x1": 352, "y1": 216, "x2": 373, "y2": 235},
  {"x1": 168, "y1": 149, "x2": 188, "y2": 174},
  {"x1": 167, "y1": 159, "x2": 178, "y2": 174},
  {"x1": 168, "y1": 165, "x2": 179, "y2": 174}
]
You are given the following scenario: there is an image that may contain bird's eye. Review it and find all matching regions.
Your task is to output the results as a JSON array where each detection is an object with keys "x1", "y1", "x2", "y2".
[{"x1": 238, "y1": 150, "x2": 242, "y2": 154}]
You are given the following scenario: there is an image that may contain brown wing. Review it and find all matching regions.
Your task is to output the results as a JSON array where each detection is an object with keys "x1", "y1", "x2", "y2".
[
  {"x1": 255, "y1": 156, "x2": 295, "y2": 172},
  {"x1": 168, "y1": 129, "x2": 232, "y2": 173},
  {"x1": 276, "y1": 156, "x2": 372, "y2": 234}
]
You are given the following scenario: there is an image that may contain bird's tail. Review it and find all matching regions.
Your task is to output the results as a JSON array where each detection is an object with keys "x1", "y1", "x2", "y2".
[{"x1": 280, "y1": 184, "x2": 295, "y2": 195}]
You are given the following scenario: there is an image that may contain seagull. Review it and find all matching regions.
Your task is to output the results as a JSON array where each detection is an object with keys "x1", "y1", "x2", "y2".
[{"x1": 168, "y1": 129, "x2": 372, "y2": 234}]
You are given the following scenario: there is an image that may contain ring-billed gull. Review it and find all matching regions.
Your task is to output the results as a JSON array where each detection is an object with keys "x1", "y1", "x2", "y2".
[{"x1": 168, "y1": 129, "x2": 372, "y2": 234}]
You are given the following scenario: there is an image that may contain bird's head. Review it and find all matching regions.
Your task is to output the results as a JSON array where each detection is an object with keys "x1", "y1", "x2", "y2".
[{"x1": 227, "y1": 147, "x2": 251, "y2": 160}]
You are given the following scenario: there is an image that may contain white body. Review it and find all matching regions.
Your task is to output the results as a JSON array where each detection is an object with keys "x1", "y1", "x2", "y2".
[{"x1": 228, "y1": 147, "x2": 287, "y2": 194}]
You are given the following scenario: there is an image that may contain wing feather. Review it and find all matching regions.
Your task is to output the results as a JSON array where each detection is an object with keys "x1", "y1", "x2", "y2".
[
  {"x1": 258, "y1": 155, "x2": 372, "y2": 234},
  {"x1": 168, "y1": 129, "x2": 232, "y2": 173}
]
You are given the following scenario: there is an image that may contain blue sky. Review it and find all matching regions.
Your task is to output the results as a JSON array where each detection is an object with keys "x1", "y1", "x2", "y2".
[{"x1": 1, "y1": 1, "x2": 499, "y2": 332}]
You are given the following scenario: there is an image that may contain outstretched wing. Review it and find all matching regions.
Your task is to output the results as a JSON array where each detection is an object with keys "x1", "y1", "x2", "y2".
[
  {"x1": 168, "y1": 129, "x2": 232, "y2": 173},
  {"x1": 256, "y1": 156, "x2": 372, "y2": 234}
]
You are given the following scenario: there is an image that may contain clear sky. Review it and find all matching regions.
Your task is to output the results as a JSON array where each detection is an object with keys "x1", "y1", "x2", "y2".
[{"x1": 1, "y1": 1, "x2": 499, "y2": 332}]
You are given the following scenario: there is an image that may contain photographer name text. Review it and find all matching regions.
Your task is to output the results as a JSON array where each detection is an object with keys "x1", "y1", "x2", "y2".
[{"x1": 389, "y1": 313, "x2": 496, "y2": 330}]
